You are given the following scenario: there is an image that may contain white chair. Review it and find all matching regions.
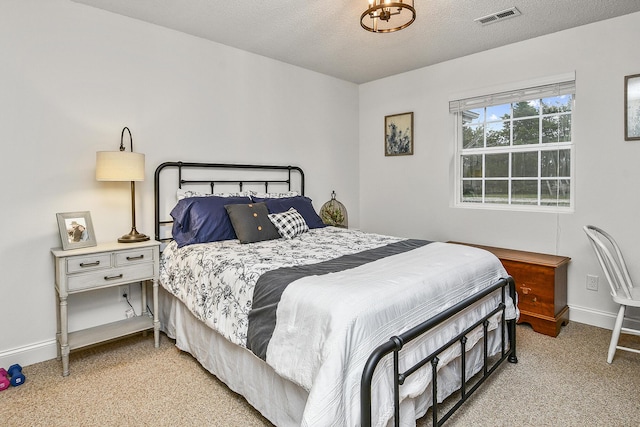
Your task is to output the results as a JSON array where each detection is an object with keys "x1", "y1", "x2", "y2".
[{"x1": 583, "y1": 225, "x2": 640, "y2": 363}]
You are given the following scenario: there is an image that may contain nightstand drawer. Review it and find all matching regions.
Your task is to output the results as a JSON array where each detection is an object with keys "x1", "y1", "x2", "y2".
[
  {"x1": 115, "y1": 248, "x2": 154, "y2": 266},
  {"x1": 66, "y1": 254, "x2": 112, "y2": 274},
  {"x1": 67, "y1": 264, "x2": 155, "y2": 292}
]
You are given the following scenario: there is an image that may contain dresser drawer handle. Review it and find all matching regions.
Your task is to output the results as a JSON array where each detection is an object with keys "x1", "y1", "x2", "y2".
[
  {"x1": 104, "y1": 274, "x2": 124, "y2": 281},
  {"x1": 520, "y1": 286, "x2": 537, "y2": 302},
  {"x1": 80, "y1": 261, "x2": 100, "y2": 267},
  {"x1": 126, "y1": 255, "x2": 144, "y2": 261}
]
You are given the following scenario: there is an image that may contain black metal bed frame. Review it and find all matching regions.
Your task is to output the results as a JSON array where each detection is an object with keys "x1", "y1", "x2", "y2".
[
  {"x1": 153, "y1": 161, "x2": 518, "y2": 427},
  {"x1": 361, "y1": 276, "x2": 518, "y2": 426}
]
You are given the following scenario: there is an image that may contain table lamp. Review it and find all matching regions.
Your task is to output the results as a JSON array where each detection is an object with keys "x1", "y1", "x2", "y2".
[{"x1": 96, "y1": 127, "x2": 150, "y2": 243}]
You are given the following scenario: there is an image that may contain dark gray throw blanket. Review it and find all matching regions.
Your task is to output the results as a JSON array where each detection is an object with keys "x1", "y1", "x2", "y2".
[{"x1": 246, "y1": 239, "x2": 431, "y2": 360}]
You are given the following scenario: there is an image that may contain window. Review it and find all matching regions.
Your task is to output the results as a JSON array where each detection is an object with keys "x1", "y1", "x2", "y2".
[{"x1": 450, "y1": 79, "x2": 575, "y2": 211}]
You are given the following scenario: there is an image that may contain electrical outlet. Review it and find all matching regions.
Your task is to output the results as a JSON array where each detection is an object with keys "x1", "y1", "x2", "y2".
[
  {"x1": 118, "y1": 285, "x2": 130, "y2": 302},
  {"x1": 586, "y1": 274, "x2": 599, "y2": 291}
]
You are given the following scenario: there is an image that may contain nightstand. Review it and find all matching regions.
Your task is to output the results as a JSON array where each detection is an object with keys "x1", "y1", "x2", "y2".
[{"x1": 51, "y1": 240, "x2": 161, "y2": 376}]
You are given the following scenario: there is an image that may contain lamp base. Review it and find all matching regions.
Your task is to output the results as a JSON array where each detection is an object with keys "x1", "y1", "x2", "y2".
[{"x1": 118, "y1": 228, "x2": 150, "y2": 243}]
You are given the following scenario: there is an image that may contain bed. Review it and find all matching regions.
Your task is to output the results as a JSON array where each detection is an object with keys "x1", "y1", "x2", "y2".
[{"x1": 154, "y1": 161, "x2": 518, "y2": 427}]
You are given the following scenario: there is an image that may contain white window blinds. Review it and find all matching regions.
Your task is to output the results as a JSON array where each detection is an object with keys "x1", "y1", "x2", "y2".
[{"x1": 449, "y1": 80, "x2": 576, "y2": 113}]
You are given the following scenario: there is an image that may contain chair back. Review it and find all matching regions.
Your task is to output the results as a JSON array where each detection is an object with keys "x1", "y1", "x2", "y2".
[{"x1": 583, "y1": 225, "x2": 634, "y2": 300}]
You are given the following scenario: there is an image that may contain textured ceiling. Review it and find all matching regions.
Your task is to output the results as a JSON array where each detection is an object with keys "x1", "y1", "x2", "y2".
[{"x1": 72, "y1": 0, "x2": 640, "y2": 84}]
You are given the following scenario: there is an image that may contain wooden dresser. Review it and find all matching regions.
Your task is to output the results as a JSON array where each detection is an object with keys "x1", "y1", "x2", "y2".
[{"x1": 450, "y1": 242, "x2": 570, "y2": 337}]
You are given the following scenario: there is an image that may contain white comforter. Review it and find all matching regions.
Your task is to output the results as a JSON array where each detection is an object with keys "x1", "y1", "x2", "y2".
[
  {"x1": 268, "y1": 241, "x2": 514, "y2": 426},
  {"x1": 159, "y1": 228, "x2": 515, "y2": 426}
]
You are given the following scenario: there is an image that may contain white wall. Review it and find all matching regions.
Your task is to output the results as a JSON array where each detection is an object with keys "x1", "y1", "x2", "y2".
[
  {"x1": 0, "y1": 1, "x2": 359, "y2": 367},
  {"x1": 4, "y1": 1, "x2": 639, "y2": 368},
  {"x1": 359, "y1": 12, "x2": 640, "y2": 329}
]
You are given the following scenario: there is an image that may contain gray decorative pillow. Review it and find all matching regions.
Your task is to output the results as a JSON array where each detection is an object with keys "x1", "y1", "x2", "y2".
[
  {"x1": 268, "y1": 208, "x2": 309, "y2": 239},
  {"x1": 224, "y1": 203, "x2": 281, "y2": 244}
]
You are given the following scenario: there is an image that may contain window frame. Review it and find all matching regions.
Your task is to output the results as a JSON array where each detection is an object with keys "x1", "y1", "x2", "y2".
[{"x1": 451, "y1": 79, "x2": 575, "y2": 213}]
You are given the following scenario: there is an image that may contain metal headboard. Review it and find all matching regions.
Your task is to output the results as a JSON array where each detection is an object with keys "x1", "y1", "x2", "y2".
[{"x1": 154, "y1": 161, "x2": 305, "y2": 243}]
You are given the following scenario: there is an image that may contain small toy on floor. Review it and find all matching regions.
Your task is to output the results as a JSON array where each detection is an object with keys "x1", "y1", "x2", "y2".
[
  {"x1": 0, "y1": 368, "x2": 9, "y2": 391},
  {"x1": 7, "y1": 364, "x2": 25, "y2": 387}
]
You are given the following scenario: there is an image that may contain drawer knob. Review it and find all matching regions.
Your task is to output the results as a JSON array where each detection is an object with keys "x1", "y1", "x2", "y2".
[
  {"x1": 80, "y1": 261, "x2": 100, "y2": 267},
  {"x1": 126, "y1": 255, "x2": 144, "y2": 261},
  {"x1": 104, "y1": 274, "x2": 124, "y2": 281}
]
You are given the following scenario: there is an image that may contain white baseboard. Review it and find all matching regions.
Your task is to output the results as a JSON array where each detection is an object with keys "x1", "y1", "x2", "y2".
[
  {"x1": 3, "y1": 306, "x2": 639, "y2": 369},
  {"x1": 569, "y1": 304, "x2": 640, "y2": 331},
  {"x1": 0, "y1": 339, "x2": 58, "y2": 369}
]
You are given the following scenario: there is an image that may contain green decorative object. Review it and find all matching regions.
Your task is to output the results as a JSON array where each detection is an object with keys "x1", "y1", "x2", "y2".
[{"x1": 320, "y1": 191, "x2": 348, "y2": 228}]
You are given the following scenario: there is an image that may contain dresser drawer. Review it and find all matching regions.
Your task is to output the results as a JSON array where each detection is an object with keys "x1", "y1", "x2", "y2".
[
  {"x1": 115, "y1": 248, "x2": 154, "y2": 266},
  {"x1": 503, "y1": 260, "x2": 556, "y2": 317},
  {"x1": 66, "y1": 253, "x2": 112, "y2": 274},
  {"x1": 67, "y1": 263, "x2": 155, "y2": 292}
]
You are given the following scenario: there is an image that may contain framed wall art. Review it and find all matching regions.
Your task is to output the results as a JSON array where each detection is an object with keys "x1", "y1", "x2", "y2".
[
  {"x1": 56, "y1": 211, "x2": 97, "y2": 250},
  {"x1": 385, "y1": 112, "x2": 413, "y2": 156},
  {"x1": 625, "y1": 74, "x2": 640, "y2": 141}
]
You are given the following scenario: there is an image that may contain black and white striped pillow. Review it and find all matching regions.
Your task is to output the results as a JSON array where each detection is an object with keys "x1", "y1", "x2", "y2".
[{"x1": 268, "y1": 208, "x2": 309, "y2": 239}]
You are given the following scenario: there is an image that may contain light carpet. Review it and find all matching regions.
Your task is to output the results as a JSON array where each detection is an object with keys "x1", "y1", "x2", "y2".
[{"x1": 3, "y1": 322, "x2": 639, "y2": 426}]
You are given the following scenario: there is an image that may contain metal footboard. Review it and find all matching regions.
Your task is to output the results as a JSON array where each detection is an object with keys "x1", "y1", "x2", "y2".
[{"x1": 361, "y1": 276, "x2": 518, "y2": 427}]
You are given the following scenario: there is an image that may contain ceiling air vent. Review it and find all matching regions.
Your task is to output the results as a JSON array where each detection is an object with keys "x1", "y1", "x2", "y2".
[{"x1": 474, "y1": 7, "x2": 521, "y2": 25}]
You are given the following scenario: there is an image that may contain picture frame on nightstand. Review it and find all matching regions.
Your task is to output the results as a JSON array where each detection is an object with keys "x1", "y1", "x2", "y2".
[{"x1": 56, "y1": 211, "x2": 97, "y2": 250}]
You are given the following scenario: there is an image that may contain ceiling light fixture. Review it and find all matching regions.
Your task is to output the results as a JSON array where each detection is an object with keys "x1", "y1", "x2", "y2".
[{"x1": 361, "y1": 0, "x2": 416, "y2": 33}]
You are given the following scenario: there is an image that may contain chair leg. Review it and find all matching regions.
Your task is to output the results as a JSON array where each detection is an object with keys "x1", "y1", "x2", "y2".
[{"x1": 608, "y1": 305, "x2": 626, "y2": 364}]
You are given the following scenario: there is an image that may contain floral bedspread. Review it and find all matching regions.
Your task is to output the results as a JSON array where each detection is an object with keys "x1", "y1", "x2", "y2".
[{"x1": 158, "y1": 227, "x2": 402, "y2": 347}]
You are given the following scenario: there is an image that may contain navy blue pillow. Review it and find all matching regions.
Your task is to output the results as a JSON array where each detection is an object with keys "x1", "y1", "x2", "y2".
[
  {"x1": 254, "y1": 196, "x2": 326, "y2": 229},
  {"x1": 170, "y1": 196, "x2": 252, "y2": 247}
]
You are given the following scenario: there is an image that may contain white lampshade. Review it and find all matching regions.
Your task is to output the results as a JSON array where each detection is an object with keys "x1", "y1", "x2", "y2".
[{"x1": 96, "y1": 151, "x2": 145, "y2": 182}]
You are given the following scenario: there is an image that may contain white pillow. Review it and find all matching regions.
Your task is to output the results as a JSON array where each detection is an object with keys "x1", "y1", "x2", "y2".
[
  {"x1": 268, "y1": 208, "x2": 309, "y2": 239},
  {"x1": 177, "y1": 188, "x2": 249, "y2": 200},
  {"x1": 249, "y1": 190, "x2": 299, "y2": 199}
]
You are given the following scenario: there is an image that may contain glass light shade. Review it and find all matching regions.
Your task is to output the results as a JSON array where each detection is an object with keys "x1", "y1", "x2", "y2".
[{"x1": 96, "y1": 151, "x2": 145, "y2": 182}]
